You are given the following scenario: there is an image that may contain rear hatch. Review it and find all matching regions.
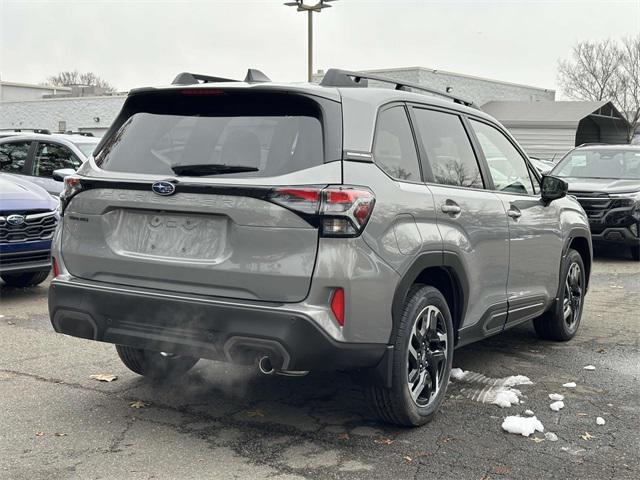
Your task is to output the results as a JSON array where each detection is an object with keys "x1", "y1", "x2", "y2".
[{"x1": 61, "y1": 87, "x2": 343, "y2": 302}]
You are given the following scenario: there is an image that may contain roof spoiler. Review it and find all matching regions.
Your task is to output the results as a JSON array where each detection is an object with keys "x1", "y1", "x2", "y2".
[
  {"x1": 319, "y1": 68, "x2": 477, "y2": 109},
  {"x1": 172, "y1": 69, "x2": 271, "y2": 86}
]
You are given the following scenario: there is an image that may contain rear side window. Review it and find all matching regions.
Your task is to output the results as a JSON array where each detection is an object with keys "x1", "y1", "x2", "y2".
[
  {"x1": 373, "y1": 106, "x2": 421, "y2": 182},
  {"x1": 95, "y1": 92, "x2": 328, "y2": 178},
  {"x1": 412, "y1": 109, "x2": 484, "y2": 189},
  {"x1": 0, "y1": 141, "x2": 30, "y2": 174}
]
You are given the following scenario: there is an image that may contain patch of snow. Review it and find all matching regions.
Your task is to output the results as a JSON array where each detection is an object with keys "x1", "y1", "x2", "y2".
[
  {"x1": 501, "y1": 375, "x2": 533, "y2": 387},
  {"x1": 583, "y1": 365, "x2": 596, "y2": 371},
  {"x1": 544, "y1": 432, "x2": 559, "y2": 442},
  {"x1": 524, "y1": 409, "x2": 534, "y2": 416},
  {"x1": 550, "y1": 401, "x2": 565, "y2": 412},
  {"x1": 450, "y1": 368, "x2": 468, "y2": 380},
  {"x1": 549, "y1": 393, "x2": 565, "y2": 401},
  {"x1": 501, "y1": 415, "x2": 544, "y2": 437},
  {"x1": 596, "y1": 417, "x2": 606, "y2": 426},
  {"x1": 492, "y1": 389, "x2": 521, "y2": 408},
  {"x1": 450, "y1": 368, "x2": 535, "y2": 409},
  {"x1": 562, "y1": 382, "x2": 577, "y2": 388}
]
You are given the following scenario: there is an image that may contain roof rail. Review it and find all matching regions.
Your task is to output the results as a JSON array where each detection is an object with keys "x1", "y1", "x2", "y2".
[
  {"x1": 64, "y1": 131, "x2": 95, "y2": 137},
  {"x1": 319, "y1": 68, "x2": 477, "y2": 109},
  {"x1": 172, "y1": 69, "x2": 271, "y2": 86},
  {"x1": 0, "y1": 128, "x2": 51, "y2": 135}
]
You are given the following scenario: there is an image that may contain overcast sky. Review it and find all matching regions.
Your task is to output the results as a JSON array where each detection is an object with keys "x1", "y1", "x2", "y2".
[{"x1": 1, "y1": 0, "x2": 639, "y2": 95}]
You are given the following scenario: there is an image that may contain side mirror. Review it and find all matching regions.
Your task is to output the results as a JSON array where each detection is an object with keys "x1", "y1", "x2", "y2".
[
  {"x1": 541, "y1": 175, "x2": 568, "y2": 204},
  {"x1": 52, "y1": 168, "x2": 76, "y2": 182}
]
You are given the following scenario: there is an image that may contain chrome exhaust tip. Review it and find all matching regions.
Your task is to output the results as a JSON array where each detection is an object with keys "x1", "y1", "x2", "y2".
[{"x1": 257, "y1": 355, "x2": 275, "y2": 375}]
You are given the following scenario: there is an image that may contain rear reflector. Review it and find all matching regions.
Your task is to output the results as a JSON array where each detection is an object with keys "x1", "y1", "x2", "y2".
[
  {"x1": 52, "y1": 257, "x2": 60, "y2": 278},
  {"x1": 331, "y1": 288, "x2": 345, "y2": 326}
]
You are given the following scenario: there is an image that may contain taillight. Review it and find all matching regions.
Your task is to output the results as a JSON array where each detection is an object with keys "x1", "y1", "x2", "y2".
[
  {"x1": 59, "y1": 175, "x2": 83, "y2": 214},
  {"x1": 268, "y1": 185, "x2": 375, "y2": 237},
  {"x1": 321, "y1": 186, "x2": 375, "y2": 237},
  {"x1": 268, "y1": 187, "x2": 322, "y2": 214},
  {"x1": 330, "y1": 288, "x2": 345, "y2": 326}
]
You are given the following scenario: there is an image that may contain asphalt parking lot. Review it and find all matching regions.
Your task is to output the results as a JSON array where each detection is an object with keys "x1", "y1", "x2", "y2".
[{"x1": 1, "y1": 247, "x2": 638, "y2": 480}]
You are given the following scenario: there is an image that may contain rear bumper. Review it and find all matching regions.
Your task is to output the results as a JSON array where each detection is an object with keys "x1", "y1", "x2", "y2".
[{"x1": 48, "y1": 276, "x2": 388, "y2": 373}]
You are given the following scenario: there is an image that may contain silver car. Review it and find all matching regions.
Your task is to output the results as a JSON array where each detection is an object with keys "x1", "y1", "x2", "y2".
[
  {"x1": 0, "y1": 132, "x2": 100, "y2": 195},
  {"x1": 48, "y1": 69, "x2": 592, "y2": 427}
]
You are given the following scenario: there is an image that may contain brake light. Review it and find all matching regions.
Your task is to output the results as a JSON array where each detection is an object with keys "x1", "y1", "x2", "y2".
[
  {"x1": 181, "y1": 89, "x2": 226, "y2": 96},
  {"x1": 268, "y1": 186, "x2": 375, "y2": 237},
  {"x1": 331, "y1": 288, "x2": 345, "y2": 326},
  {"x1": 59, "y1": 175, "x2": 83, "y2": 214},
  {"x1": 52, "y1": 257, "x2": 60, "y2": 278}
]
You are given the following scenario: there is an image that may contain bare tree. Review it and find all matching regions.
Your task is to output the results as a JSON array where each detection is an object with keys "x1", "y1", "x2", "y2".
[
  {"x1": 558, "y1": 36, "x2": 640, "y2": 142},
  {"x1": 46, "y1": 71, "x2": 116, "y2": 92},
  {"x1": 613, "y1": 36, "x2": 640, "y2": 142}
]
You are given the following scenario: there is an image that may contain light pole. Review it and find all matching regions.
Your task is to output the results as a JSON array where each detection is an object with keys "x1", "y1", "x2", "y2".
[{"x1": 284, "y1": 0, "x2": 337, "y2": 82}]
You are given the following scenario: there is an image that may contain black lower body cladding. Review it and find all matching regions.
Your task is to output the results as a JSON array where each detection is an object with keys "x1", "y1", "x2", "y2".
[{"x1": 48, "y1": 277, "x2": 386, "y2": 372}]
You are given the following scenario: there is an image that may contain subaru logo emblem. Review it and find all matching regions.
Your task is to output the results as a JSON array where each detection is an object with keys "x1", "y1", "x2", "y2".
[
  {"x1": 6, "y1": 214, "x2": 25, "y2": 226},
  {"x1": 152, "y1": 181, "x2": 176, "y2": 196}
]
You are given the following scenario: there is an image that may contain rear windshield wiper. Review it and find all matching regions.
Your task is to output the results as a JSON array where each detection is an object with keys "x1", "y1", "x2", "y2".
[{"x1": 170, "y1": 164, "x2": 259, "y2": 176}]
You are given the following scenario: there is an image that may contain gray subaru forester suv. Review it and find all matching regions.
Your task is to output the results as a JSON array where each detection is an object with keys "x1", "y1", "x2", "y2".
[{"x1": 49, "y1": 69, "x2": 592, "y2": 426}]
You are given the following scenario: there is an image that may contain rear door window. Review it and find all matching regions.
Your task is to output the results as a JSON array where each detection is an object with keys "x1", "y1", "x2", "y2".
[
  {"x1": 0, "y1": 141, "x2": 31, "y2": 174},
  {"x1": 95, "y1": 92, "x2": 328, "y2": 178},
  {"x1": 412, "y1": 108, "x2": 484, "y2": 189},
  {"x1": 373, "y1": 106, "x2": 421, "y2": 182},
  {"x1": 33, "y1": 142, "x2": 82, "y2": 177}
]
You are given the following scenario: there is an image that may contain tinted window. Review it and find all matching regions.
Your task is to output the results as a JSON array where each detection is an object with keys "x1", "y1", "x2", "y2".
[
  {"x1": 553, "y1": 149, "x2": 640, "y2": 180},
  {"x1": 373, "y1": 106, "x2": 421, "y2": 182},
  {"x1": 0, "y1": 141, "x2": 30, "y2": 174},
  {"x1": 34, "y1": 142, "x2": 82, "y2": 177},
  {"x1": 96, "y1": 93, "x2": 325, "y2": 178},
  {"x1": 471, "y1": 120, "x2": 536, "y2": 195},
  {"x1": 413, "y1": 109, "x2": 483, "y2": 189}
]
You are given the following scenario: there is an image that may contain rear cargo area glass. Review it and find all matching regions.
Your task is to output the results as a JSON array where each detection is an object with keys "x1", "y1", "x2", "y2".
[{"x1": 95, "y1": 92, "x2": 325, "y2": 178}]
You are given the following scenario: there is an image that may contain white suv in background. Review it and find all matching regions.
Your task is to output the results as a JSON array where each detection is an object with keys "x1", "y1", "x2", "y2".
[{"x1": 0, "y1": 131, "x2": 100, "y2": 195}]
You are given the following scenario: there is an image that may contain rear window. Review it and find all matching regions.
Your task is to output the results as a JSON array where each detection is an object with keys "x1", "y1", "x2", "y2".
[{"x1": 95, "y1": 92, "x2": 329, "y2": 178}]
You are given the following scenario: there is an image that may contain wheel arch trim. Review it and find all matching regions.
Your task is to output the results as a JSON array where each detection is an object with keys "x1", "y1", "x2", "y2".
[{"x1": 391, "y1": 251, "x2": 469, "y2": 344}]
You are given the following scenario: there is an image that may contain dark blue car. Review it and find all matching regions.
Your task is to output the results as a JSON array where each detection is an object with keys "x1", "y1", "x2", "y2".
[{"x1": 0, "y1": 173, "x2": 59, "y2": 286}]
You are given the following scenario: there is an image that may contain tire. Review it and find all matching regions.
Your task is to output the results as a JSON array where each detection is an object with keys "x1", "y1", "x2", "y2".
[
  {"x1": 533, "y1": 249, "x2": 586, "y2": 341},
  {"x1": 116, "y1": 345, "x2": 198, "y2": 380},
  {"x1": 630, "y1": 244, "x2": 640, "y2": 262},
  {"x1": 1, "y1": 269, "x2": 50, "y2": 287},
  {"x1": 367, "y1": 285, "x2": 454, "y2": 427}
]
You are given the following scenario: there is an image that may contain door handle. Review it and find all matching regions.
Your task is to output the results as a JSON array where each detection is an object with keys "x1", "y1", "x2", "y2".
[
  {"x1": 507, "y1": 207, "x2": 522, "y2": 219},
  {"x1": 441, "y1": 203, "x2": 462, "y2": 215}
]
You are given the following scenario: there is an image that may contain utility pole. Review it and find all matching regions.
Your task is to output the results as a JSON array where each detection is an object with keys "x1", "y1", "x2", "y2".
[{"x1": 284, "y1": 0, "x2": 337, "y2": 82}]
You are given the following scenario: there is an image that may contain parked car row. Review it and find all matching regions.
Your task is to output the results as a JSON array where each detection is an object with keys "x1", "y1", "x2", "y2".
[
  {"x1": 0, "y1": 130, "x2": 99, "y2": 285},
  {"x1": 0, "y1": 173, "x2": 59, "y2": 286},
  {"x1": 549, "y1": 144, "x2": 640, "y2": 261}
]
